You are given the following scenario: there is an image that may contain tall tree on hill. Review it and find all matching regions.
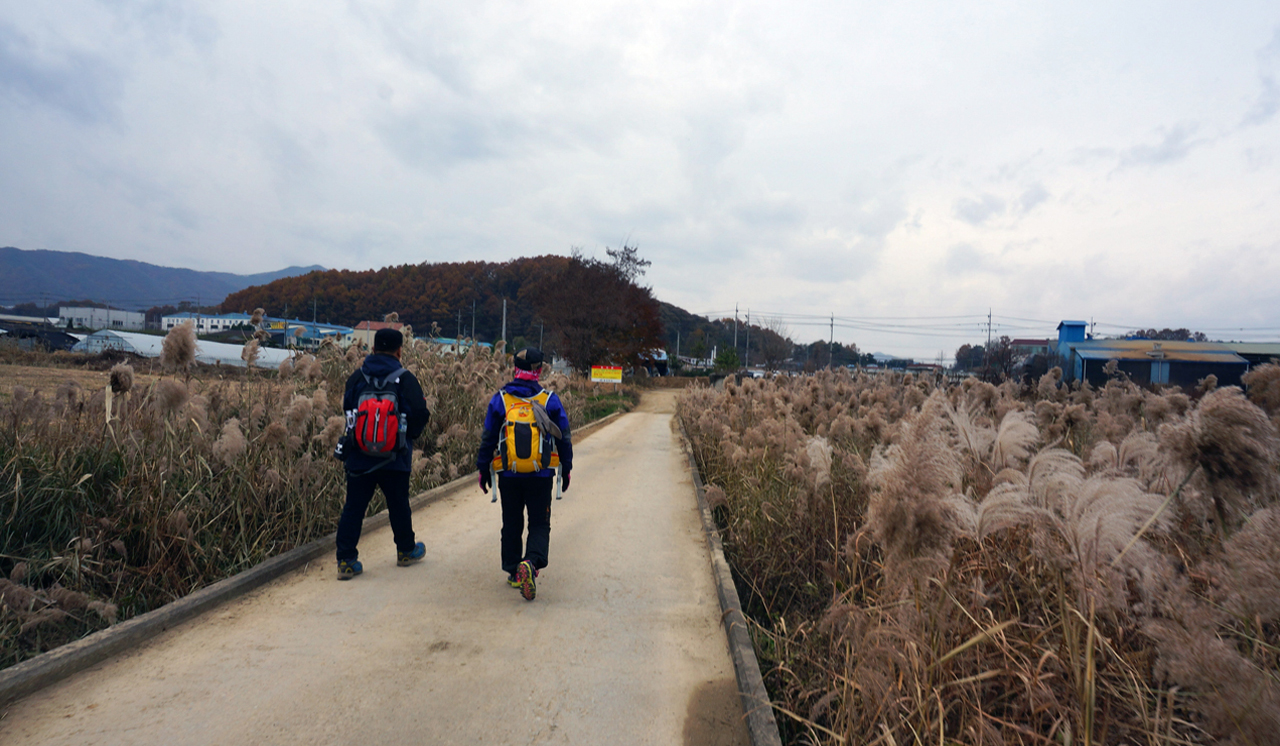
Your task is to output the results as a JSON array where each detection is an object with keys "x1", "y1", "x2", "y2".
[{"x1": 528, "y1": 247, "x2": 664, "y2": 373}]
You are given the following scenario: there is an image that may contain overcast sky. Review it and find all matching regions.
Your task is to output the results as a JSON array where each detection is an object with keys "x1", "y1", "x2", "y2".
[{"x1": 2, "y1": 2, "x2": 1279, "y2": 358}]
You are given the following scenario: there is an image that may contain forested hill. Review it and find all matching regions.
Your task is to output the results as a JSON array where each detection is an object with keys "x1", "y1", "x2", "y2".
[
  {"x1": 0, "y1": 246, "x2": 323, "y2": 310},
  {"x1": 221, "y1": 253, "x2": 666, "y2": 371}
]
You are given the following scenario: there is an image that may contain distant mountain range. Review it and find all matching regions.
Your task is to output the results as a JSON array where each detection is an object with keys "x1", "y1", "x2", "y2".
[{"x1": 0, "y1": 247, "x2": 324, "y2": 310}]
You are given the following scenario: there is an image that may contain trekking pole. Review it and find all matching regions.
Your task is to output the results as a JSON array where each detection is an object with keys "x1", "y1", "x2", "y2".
[
  {"x1": 554, "y1": 464, "x2": 562, "y2": 501},
  {"x1": 489, "y1": 465, "x2": 498, "y2": 504}
]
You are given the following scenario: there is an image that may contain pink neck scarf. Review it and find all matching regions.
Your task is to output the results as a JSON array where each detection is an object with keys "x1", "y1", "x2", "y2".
[{"x1": 513, "y1": 368, "x2": 540, "y2": 381}]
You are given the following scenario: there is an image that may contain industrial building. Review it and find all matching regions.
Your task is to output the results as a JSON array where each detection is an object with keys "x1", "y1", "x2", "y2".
[{"x1": 1055, "y1": 321, "x2": 1254, "y2": 388}]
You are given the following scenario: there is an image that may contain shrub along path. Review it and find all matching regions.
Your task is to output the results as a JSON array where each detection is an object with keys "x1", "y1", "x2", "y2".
[{"x1": 1, "y1": 391, "x2": 748, "y2": 746}]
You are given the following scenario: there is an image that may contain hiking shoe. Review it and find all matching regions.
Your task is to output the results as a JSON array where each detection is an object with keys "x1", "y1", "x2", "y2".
[
  {"x1": 507, "y1": 573, "x2": 521, "y2": 588},
  {"x1": 516, "y1": 560, "x2": 536, "y2": 601},
  {"x1": 337, "y1": 559, "x2": 363, "y2": 580},
  {"x1": 397, "y1": 542, "x2": 426, "y2": 566}
]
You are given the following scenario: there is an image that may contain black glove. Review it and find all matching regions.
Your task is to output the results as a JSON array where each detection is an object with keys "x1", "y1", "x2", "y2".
[
  {"x1": 561, "y1": 470, "x2": 571, "y2": 493},
  {"x1": 478, "y1": 469, "x2": 491, "y2": 494}
]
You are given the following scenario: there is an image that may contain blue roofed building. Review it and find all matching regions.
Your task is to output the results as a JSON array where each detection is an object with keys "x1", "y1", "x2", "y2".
[{"x1": 1055, "y1": 321, "x2": 1250, "y2": 387}]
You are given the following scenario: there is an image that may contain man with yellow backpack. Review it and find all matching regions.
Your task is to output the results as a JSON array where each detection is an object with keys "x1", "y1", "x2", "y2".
[{"x1": 476, "y1": 348, "x2": 572, "y2": 601}]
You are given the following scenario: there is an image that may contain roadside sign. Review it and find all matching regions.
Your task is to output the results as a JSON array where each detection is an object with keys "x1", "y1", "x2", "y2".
[{"x1": 590, "y1": 365, "x2": 623, "y2": 383}]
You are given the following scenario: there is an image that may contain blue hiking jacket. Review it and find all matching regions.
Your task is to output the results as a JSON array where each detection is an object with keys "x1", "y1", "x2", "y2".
[{"x1": 475, "y1": 379, "x2": 573, "y2": 478}]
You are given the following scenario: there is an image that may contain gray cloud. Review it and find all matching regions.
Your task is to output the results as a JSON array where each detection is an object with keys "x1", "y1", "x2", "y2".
[
  {"x1": 0, "y1": 23, "x2": 122, "y2": 124},
  {"x1": 953, "y1": 193, "x2": 1006, "y2": 225},
  {"x1": 1018, "y1": 183, "x2": 1050, "y2": 213},
  {"x1": 1242, "y1": 29, "x2": 1280, "y2": 126},
  {"x1": 376, "y1": 107, "x2": 525, "y2": 171},
  {"x1": 944, "y1": 243, "x2": 1002, "y2": 275},
  {"x1": 1118, "y1": 123, "x2": 1205, "y2": 168}
]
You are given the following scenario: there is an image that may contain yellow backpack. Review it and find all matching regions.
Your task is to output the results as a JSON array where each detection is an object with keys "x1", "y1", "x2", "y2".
[{"x1": 492, "y1": 391, "x2": 561, "y2": 473}]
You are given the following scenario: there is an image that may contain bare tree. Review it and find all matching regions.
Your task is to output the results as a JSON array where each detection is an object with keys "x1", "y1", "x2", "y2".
[{"x1": 758, "y1": 316, "x2": 794, "y2": 371}]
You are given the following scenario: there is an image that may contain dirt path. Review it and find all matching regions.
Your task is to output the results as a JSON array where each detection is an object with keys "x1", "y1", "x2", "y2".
[{"x1": 1, "y1": 390, "x2": 749, "y2": 746}]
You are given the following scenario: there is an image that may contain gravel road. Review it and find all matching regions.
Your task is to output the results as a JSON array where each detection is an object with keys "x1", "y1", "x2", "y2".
[{"x1": 1, "y1": 390, "x2": 750, "y2": 746}]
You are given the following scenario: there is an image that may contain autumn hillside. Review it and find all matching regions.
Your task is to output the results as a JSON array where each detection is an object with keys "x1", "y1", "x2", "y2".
[{"x1": 221, "y1": 252, "x2": 664, "y2": 371}]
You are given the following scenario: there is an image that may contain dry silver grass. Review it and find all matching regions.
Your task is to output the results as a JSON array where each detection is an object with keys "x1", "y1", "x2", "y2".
[
  {"x1": 154, "y1": 379, "x2": 189, "y2": 417},
  {"x1": 211, "y1": 418, "x2": 247, "y2": 467},
  {"x1": 285, "y1": 394, "x2": 314, "y2": 435},
  {"x1": 992, "y1": 408, "x2": 1038, "y2": 468},
  {"x1": 250, "y1": 308, "x2": 265, "y2": 326},
  {"x1": 1053, "y1": 475, "x2": 1168, "y2": 574},
  {"x1": 160, "y1": 320, "x2": 196, "y2": 370},
  {"x1": 1242, "y1": 362, "x2": 1280, "y2": 415},
  {"x1": 1219, "y1": 506, "x2": 1280, "y2": 623},
  {"x1": 241, "y1": 339, "x2": 260, "y2": 367},
  {"x1": 868, "y1": 408, "x2": 962, "y2": 574},
  {"x1": 316, "y1": 415, "x2": 345, "y2": 451},
  {"x1": 277, "y1": 357, "x2": 293, "y2": 377},
  {"x1": 1160, "y1": 387, "x2": 1280, "y2": 529},
  {"x1": 262, "y1": 420, "x2": 288, "y2": 447},
  {"x1": 805, "y1": 435, "x2": 833, "y2": 493},
  {"x1": 108, "y1": 363, "x2": 134, "y2": 394}
]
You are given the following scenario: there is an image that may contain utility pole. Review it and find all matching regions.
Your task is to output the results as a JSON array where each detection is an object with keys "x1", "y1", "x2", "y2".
[
  {"x1": 501, "y1": 299, "x2": 507, "y2": 346},
  {"x1": 744, "y1": 309, "x2": 750, "y2": 368},
  {"x1": 984, "y1": 308, "x2": 994, "y2": 380},
  {"x1": 538, "y1": 321, "x2": 544, "y2": 349},
  {"x1": 457, "y1": 309, "x2": 462, "y2": 340},
  {"x1": 676, "y1": 329, "x2": 681, "y2": 360},
  {"x1": 733, "y1": 303, "x2": 738, "y2": 355},
  {"x1": 829, "y1": 313, "x2": 835, "y2": 369}
]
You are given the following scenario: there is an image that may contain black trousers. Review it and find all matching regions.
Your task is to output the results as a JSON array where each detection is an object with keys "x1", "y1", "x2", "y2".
[
  {"x1": 336, "y1": 469, "x2": 415, "y2": 561},
  {"x1": 498, "y1": 474, "x2": 553, "y2": 575}
]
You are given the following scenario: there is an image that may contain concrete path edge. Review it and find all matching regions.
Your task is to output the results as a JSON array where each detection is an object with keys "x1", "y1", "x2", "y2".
[
  {"x1": 679, "y1": 422, "x2": 784, "y2": 746},
  {"x1": 0, "y1": 409, "x2": 624, "y2": 708}
]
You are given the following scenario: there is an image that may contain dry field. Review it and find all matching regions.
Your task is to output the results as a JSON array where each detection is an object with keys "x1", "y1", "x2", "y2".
[
  {"x1": 0, "y1": 363, "x2": 162, "y2": 403},
  {"x1": 680, "y1": 365, "x2": 1280, "y2": 745}
]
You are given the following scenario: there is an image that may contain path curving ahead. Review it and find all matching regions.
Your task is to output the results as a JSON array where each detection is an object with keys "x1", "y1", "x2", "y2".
[{"x1": 1, "y1": 390, "x2": 749, "y2": 746}]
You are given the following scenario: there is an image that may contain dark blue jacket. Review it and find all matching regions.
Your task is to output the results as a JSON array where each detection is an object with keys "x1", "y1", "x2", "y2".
[
  {"x1": 476, "y1": 379, "x2": 572, "y2": 478},
  {"x1": 342, "y1": 353, "x2": 429, "y2": 473}
]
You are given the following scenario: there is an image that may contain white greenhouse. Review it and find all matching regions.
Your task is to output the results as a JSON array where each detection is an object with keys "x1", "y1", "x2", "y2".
[{"x1": 72, "y1": 330, "x2": 293, "y2": 369}]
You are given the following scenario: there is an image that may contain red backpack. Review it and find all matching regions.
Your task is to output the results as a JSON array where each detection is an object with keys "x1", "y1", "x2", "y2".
[{"x1": 353, "y1": 367, "x2": 408, "y2": 457}]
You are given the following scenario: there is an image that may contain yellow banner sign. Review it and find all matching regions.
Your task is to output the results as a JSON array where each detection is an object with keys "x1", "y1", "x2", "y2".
[{"x1": 590, "y1": 365, "x2": 623, "y2": 383}]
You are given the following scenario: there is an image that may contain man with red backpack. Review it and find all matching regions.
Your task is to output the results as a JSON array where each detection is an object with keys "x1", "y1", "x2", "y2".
[
  {"x1": 476, "y1": 348, "x2": 572, "y2": 601},
  {"x1": 333, "y1": 328, "x2": 430, "y2": 580}
]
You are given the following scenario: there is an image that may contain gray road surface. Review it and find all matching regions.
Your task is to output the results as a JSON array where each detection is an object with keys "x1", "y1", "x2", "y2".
[{"x1": 1, "y1": 390, "x2": 749, "y2": 746}]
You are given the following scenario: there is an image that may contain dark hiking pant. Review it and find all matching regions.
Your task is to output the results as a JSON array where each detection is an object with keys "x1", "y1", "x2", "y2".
[
  {"x1": 336, "y1": 469, "x2": 415, "y2": 561},
  {"x1": 498, "y1": 474, "x2": 553, "y2": 575}
]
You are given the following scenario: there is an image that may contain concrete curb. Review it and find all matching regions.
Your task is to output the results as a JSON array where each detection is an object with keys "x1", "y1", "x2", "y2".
[
  {"x1": 0, "y1": 409, "x2": 625, "y2": 708},
  {"x1": 679, "y1": 424, "x2": 784, "y2": 746}
]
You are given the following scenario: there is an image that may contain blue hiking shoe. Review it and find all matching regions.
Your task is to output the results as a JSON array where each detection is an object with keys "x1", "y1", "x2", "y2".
[
  {"x1": 337, "y1": 559, "x2": 363, "y2": 580},
  {"x1": 397, "y1": 542, "x2": 426, "y2": 566},
  {"x1": 516, "y1": 560, "x2": 537, "y2": 601}
]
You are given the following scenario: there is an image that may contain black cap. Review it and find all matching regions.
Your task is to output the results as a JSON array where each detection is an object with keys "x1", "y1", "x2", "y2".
[
  {"x1": 513, "y1": 347, "x2": 544, "y2": 371},
  {"x1": 374, "y1": 328, "x2": 403, "y2": 352}
]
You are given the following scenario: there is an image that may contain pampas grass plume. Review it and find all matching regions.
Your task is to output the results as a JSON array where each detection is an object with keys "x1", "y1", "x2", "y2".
[
  {"x1": 241, "y1": 339, "x2": 260, "y2": 367},
  {"x1": 212, "y1": 418, "x2": 247, "y2": 466},
  {"x1": 160, "y1": 320, "x2": 197, "y2": 370},
  {"x1": 154, "y1": 379, "x2": 190, "y2": 416},
  {"x1": 109, "y1": 364, "x2": 134, "y2": 394}
]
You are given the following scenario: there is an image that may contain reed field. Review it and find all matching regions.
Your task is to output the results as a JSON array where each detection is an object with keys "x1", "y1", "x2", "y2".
[
  {"x1": 679, "y1": 365, "x2": 1280, "y2": 745},
  {"x1": 0, "y1": 320, "x2": 635, "y2": 670}
]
